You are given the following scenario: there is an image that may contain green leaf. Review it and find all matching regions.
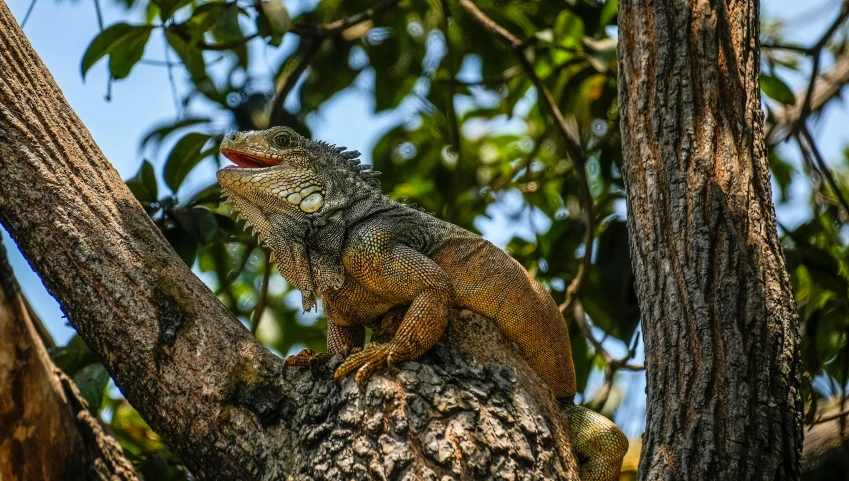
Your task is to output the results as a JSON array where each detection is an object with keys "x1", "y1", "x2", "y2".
[
  {"x1": 81, "y1": 23, "x2": 153, "y2": 80},
  {"x1": 126, "y1": 160, "x2": 159, "y2": 204},
  {"x1": 172, "y1": 205, "x2": 218, "y2": 244},
  {"x1": 164, "y1": 133, "x2": 212, "y2": 191},
  {"x1": 165, "y1": 31, "x2": 207, "y2": 82},
  {"x1": 49, "y1": 335, "x2": 98, "y2": 376},
  {"x1": 72, "y1": 363, "x2": 110, "y2": 412},
  {"x1": 760, "y1": 73, "x2": 796, "y2": 105},
  {"x1": 141, "y1": 117, "x2": 210, "y2": 150},
  {"x1": 152, "y1": 0, "x2": 192, "y2": 21}
]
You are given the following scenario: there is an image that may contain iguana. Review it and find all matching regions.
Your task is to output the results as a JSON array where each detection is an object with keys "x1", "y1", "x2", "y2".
[{"x1": 217, "y1": 126, "x2": 628, "y2": 481}]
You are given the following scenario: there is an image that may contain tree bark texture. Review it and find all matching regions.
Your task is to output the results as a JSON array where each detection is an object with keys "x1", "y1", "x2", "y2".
[
  {"x1": 0, "y1": 240, "x2": 140, "y2": 481},
  {"x1": 0, "y1": 4, "x2": 581, "y2": 480},
  {"x1": 618, "y1": 0, "x2": 803, "y2": 480}
]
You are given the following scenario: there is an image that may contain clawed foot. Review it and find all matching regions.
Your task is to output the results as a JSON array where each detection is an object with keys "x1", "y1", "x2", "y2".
[
  {"x1": 284, "y1": 347, "x2": 363, "y2": 378},
  {"x1": 333, "y1": 342, "x2": 411, "y2": 384}
]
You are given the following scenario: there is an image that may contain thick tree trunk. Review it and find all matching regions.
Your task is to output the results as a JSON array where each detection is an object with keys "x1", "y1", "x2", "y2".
[
  {"x1": 618, "y1": 1, "x2": 803, "y2": 480},
  {"x1": 0, "y1": 3, "x2": 581, "y2": 480},
  {"x1": 0, "y1": 240, "x2": 139, "y2": 481}
]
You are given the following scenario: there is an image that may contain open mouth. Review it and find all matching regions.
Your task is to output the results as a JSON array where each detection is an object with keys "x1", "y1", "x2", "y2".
[{"x1": 221, "y1": 148, "x2": 287, "y2": 169}]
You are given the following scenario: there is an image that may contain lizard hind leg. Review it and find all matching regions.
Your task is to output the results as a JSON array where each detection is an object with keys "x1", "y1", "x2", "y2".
[{"x1": 561, "y1": 402, "x2": 629, "y2": 481}]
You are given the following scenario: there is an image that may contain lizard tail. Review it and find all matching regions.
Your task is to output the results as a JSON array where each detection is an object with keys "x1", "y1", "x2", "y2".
[{"x1": 560, "y1": 400, "x2": 629, "y2": 481}]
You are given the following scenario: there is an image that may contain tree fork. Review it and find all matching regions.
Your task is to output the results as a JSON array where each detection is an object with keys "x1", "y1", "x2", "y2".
[
  {"x1": 0, "y1": 239, "x2": 140, "y2": 481},
  {"x1": 0, "y1": 4, "x2": 582, "y2": 479},
  {"x1": 618, "y1": 0, "x2": 803, "y2": 480}
]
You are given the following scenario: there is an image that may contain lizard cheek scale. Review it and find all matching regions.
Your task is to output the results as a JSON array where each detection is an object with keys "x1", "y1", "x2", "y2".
[
  {"x1": 299, "y1": 192, "x2": 324, "y2": 213},
  {"x1": 218, "y1": 126, "x2": 629, "y2": 481}
]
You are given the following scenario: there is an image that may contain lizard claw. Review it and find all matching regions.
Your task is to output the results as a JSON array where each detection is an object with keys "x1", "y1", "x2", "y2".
[
  {"x1": 334, "y1": 342, "x2": 412, "y2": 385},
  {"x1": 285, "y1": 348, "x2": 334, "y2": 378}
]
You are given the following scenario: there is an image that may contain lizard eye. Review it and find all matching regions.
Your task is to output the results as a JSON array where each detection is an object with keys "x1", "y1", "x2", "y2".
[{"x1": 272, "y1": 132, "x2": 292, "y2": 149}]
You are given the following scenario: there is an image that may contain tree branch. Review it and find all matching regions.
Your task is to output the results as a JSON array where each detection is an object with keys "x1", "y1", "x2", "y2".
[
  {"x1": 0, "y1": 239, "x2": 139, "y2": 481},
  {"x1": 289, "y1": 0, "x2": 402, "y2": 37},
  {"x1": 798, "y1": 125, "x2": 849, "y2": 217},
  {"x1": 767, "y1": 51, "x2": 849, "y2": 146}
]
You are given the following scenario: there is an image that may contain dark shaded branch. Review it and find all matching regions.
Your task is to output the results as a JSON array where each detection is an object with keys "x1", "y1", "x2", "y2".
[
  {"x1": 799, "y1": 125, "x2": 849, "y2": 217},
  {"x1": 269, "y1": 38, "x2": 321, "y2": 127},
  {"x1": 800, "y1": 1, "x2": 849, "y2": 122},
  {"x1": 765, "y1": 0, "x2": 849, "y2": 147},
  {"x1": 0, "y1": 240, "x2": 139, "y2": 481},
  {"x1": 572, "y1": 299, "x2": 642, "y2": 412},
  {"x1": 251, "y1": 249, "x2": 271, "y2": 335},
  {"x1": 289, "y1": 0, "x2": 402, "y2": 37},
  {"x1": 767, "y1": 52, "x2": 849, "y2": 146},
  {"x1": 165, "y1": 25, "x2": 260, "y2": 51}
]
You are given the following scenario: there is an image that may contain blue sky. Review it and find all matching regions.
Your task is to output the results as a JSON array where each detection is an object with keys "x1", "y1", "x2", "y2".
[{"x1": 4, "y1": 0, "x2": 849, "y2": 438}]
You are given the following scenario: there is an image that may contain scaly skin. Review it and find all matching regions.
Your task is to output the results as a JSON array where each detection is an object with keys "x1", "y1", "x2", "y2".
[{"x1": 217, "y1": 127, "x2": 628, "y2": 480}]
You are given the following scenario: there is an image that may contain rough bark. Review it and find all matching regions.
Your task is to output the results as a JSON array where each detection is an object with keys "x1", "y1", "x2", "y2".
[
  {"x1": 618, "y1": 414, "x2": 848, "y2": 481},
  {"x1": 618, "y1": 0, "x2": 803, "y2": 480},
  {"x1": 0, "y1": 240, "x2": 139, "y2": 481},
  {"x1": 0, "y1": 3, "x2": 581, "y2": 480}
]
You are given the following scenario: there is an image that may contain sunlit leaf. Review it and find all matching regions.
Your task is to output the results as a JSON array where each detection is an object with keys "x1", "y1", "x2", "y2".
[
  {"x1": 81, "y1": 23, "x2": 153, "y2": 79},
  {"x1": 760, "y1": 73, "x2": 796, "y2": 105}
]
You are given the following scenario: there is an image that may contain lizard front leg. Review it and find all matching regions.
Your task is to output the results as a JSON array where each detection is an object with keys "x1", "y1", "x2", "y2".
[
  {"x1": 285, "y1": 321, "x2": 365, "y2": 367},
  {"x1": 334, "y1": 243, "x2": 455, "y2": 383}
]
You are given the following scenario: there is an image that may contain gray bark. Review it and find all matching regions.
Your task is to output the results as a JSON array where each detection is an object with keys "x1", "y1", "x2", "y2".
[
  {"x1": 618, "y1": 0, "x2": 803, "y2": 480},
  {"x1": 0, "y1": 3, "x2": 581, "y2": 480},
  {"x1": 0, "y1": 240, "x2": 139, "y2": 481}
]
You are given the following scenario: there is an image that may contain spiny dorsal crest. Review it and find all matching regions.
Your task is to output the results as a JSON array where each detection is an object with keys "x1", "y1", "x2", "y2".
[{"x1": 313, "y1": 140, "x2": 381, "y2": 189}]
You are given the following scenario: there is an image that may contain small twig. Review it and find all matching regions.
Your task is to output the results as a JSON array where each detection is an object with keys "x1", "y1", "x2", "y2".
[
  {"x1": 290, "y1": 0, "x2": 402, "y2": 37},
  {"x1": 572, "y1": 299, "x2": 642, "y2": 411},
  {"x1": 799, "y1": 125, "x2": 849, "y2": 217},
  {"x1": 491, "y1": 129, "x2": 548, "y2": 191},
  {"x1": 251, "y1": 249, "x2": 272, "y2": 335},
  {"x1": 269, "y1": 39, "x2": 322, "y2": 126},
  {"x1": 458, "y1": 0, "x2": 595, "y2": 310},
  {"x1": 800, "y1": 1, "x2": 849, "y2": 123},
  {"x1": 812, "y1": 407, "x2": 849, "y2": 425},
  {"x1": 163, "y1": 30, "x2": 181, "y2": 117},
  {"x1": 214, "y1": 243, "x2": 256, "y2": 295},
  {"x1": 20, "y1": 0, "x2": 38, "y2": 28},
  {"x1": 92, "y1": 0, "x2": 113, "y2": 102},
  {"x1": 439, "y1": 0, "x2": 462, "y2": 168},
  {"x1": 761, "y1": 42, "x2": 810, "y2": 54}
]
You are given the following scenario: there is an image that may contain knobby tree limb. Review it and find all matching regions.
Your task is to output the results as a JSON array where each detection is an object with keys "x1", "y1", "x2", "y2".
[
  {"x1": 0, "y1": 5, "x2": 583, "y2": 480},
  {"x1": 0, "y1": 240, "x2": 139, "y2": 481},
  {"x1": 619, "y1": 0, "x2": 803, "y2": 479}
]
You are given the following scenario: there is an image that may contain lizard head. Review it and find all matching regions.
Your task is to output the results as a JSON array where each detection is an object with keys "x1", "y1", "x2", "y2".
[{"x1": 216, "y1": 126, "x2": 380, "y2": 243}]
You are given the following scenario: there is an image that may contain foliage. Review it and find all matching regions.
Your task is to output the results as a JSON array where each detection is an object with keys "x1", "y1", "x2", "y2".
[{"x1": 30, "y1": 0, "x2": 849, "y2": 476}]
